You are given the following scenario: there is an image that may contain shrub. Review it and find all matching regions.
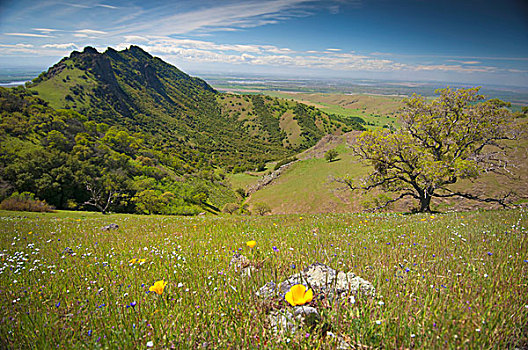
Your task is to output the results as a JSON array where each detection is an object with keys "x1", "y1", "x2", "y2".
[
  {"x1": 324, "y1": 149, "x2": 339, "y2": 162},
  {"x1": 0, "y1": 192, "x2": 55, "y2": 212},
  {"x1": 222, "y1": 203, "x2": 240, "y2": 215},
  {"x1": 252, "y1": 202, "x2": 272, "y2": 216}
]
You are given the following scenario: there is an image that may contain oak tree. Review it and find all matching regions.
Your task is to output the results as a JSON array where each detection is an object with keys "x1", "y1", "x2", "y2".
[{"x1": 338, "y1": 87, "x2": 519, "y2": 212}]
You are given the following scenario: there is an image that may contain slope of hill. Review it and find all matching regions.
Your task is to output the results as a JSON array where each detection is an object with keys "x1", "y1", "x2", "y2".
[
  {"x1": 237, "y1": 131, "x2": 528, "y2": 214},
  {"x1": 0, "y1": 86, "x2": 237, "y2": 214},
  {"x1": 0, "y1": 46, "x2": 368, "y2": 214}
]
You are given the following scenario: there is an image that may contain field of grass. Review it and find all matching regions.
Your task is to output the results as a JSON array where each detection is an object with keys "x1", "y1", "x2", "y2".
[
  {"x1": 1, "y1": 209, "x2": 526, "y2": 349},
  {"x1": 249, "y1": 141, "x2": 369, "y2": 214}
]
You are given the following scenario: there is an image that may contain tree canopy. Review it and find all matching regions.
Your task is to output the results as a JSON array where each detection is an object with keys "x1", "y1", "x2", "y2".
[{"x1": 338, "y1": 87, "x2": 519, "y2": 212}]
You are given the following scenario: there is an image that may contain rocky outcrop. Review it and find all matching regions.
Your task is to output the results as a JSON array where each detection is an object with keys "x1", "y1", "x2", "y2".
[
  {"x1": 257, "y1": 262, "x2": 375, "y2": 302},
  {"x1": 257, "y1": 263, "x2": 375, "y2": 347},
  {"x1": 246, "y1": 160, "x2": 299, "y2": 195}
]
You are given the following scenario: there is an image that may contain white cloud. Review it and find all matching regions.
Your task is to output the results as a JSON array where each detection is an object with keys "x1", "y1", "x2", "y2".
[
  {"x1": 414, "y1": 64, "x2": 496, "y2": 73},
  {"x1": 4, "y1": 32, "x2": 53, "y2": 38},
  {"x1": 0, "y1": 44, "x2": 34, "y2": 48},
  {"x1": 123, "y1": 35, "x2": 149, "y2": 42},
  {"x1": 32, "y1": 28, "x2": 60, "y2": 33},
  {"x1": 0, "y1": 44, "x2": 39, "y2": 54},
  {"x1": 326, "y1": 48, "x2": 341, "y2": 52},
  {"x1": 73, "y1": 34, "x2": 88, "y2": 38},
  {"x1": 75, "y1": 29, "x2": 107, "y2": 35},
  {"x1": 113, "y1": 0, "x2": 318, "y2": 36},
  {"x1": 42, "y1": 43, "x2": 78, "y2": 49},
  {"x1": 446, "y1": 60, "x2": 482, "y2": 65},
  {"x1": 122, "y1": 38, "x2": 408, "y2": 72},
  {"x1": 97, "y1": 4, "x2": 118, "y2": 9}
]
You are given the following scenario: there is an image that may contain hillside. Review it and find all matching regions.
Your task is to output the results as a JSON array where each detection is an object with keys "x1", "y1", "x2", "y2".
[
  {"x1": 0, "y1": 46, "x2": 368, "y2": 215},
  {"x1": 0, "y1": 86, "x2": 238, "y2": 214},
  {"x1": 235, "y1": 130, "x2": 528, "y2": 214},
  {"x1": 28, "y1": 46, "x2": 361, "y2": 170}
]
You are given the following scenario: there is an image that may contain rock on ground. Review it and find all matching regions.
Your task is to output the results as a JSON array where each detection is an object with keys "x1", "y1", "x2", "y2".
[
  {"x1": 257, "y1": 262, "x2": 375, "y2": 302},
  {"x1": 101, "y1": 223, "x2": 119, "y2": 231}
]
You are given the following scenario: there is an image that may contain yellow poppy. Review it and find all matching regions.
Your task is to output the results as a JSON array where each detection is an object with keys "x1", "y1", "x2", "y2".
[
  {"x1": 138, "y1": 259, "x2": 146, "y2": 264},
  {"x1": 129, "y1": 258, "x2": 137, "y2": 264},
  {"x1": 149, "y1": 280, "x2": 167, "y2": 295},
  {"x1": 246, "y1": 240, "x2": 256, "y2": 248},
  {"x1": 285, "y1": 284, "x2": 313, "y2": 306}
]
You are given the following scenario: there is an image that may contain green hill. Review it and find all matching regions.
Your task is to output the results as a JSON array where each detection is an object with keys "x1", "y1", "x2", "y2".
[
  {"x1": 0, "y1": 46, "x2": 366, "y2": 215},
  {"x1": 235, "y1": 131, "x2": 528, "y2": 214},
  {"x1": 28, "y1": 46, "x2": 362, "y2": 170}
]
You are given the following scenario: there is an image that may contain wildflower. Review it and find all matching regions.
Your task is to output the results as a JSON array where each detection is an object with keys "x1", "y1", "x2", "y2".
[
  {"x1": 55, "y1": 302, "x2": 60, "y2": 308},
  {"x1": 285, "y1": 284, "x2": 313, "y2": 306},
  {"x1": 149, "y1": 280, "x2": 167, "y2": 295},
  {"x1": 272, "y1": 246, "x2": 279, "y2": 252},
  {"x1": 375, "y1": 320, "x2": 382, "y2": 325},
  {"x1": 146, "y1": 341, "x2": 154, "y2": 347},
  {"x1": 130, "y1": 301, "x2": 137, "y2": 308},
  {"x1": 246, "y1": 241, "x2": 256, "y2": 248},
  {"x1": 129, "y1": 258, "x2": 137, "y2": 264}
]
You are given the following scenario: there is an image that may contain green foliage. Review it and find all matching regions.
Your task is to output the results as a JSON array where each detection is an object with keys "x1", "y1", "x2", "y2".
[
  {"x1": 341, "y1": 87, "x2": 518, "y2": 212},
  {"x1": 235, "y1": 187, "x2": 246, "y2": 199},
  {"x1": 0, "y1": 87, "x2": 236, "y2": 215},
  {"x1": 221, "y1": 202, "x2": 239, "y2": 214},
  {"x1": 0, "y1": 192, "x2": 55, "y2": 212},
  {"x1": 252, "y1": 202, "x2": 272, "y2": 215},
  {"x1": 324, "y1": 149, "x2": 339, "y2": 162},
  {"x1": 29, "y1": 46, "x2": 330, "y2": 171}
]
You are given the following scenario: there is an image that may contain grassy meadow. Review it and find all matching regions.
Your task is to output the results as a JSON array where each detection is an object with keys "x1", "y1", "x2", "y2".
[{"x1": 1, "y1": 209, "x2": 527, "y2": 349}]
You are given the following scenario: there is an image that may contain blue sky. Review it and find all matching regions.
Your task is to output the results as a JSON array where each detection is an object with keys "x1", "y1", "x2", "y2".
[{"x1": 0, "y1": 0, "x2": 527, "y2": 86}]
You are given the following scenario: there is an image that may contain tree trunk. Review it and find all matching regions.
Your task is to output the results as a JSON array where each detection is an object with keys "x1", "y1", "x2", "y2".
[{"x1": 419, "y1": 194, "x2": 432, "y2": 212}]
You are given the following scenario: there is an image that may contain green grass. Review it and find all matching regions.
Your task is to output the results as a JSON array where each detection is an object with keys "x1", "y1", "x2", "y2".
[
  {"x1": 0, "y1": 209, "x2": 526, "y2": 349},
  {"x1": 227, "y1": 172, "x2": 262, "y2": 191},
  {"x1": 249, "y1": 145, "x2": 369, "y2": 213},
  {"x1": 30, "y1": 63, "x2": 97, "y2": 110}
]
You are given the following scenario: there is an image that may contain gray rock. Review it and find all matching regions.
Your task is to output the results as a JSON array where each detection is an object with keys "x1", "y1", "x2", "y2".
[
  {"x1": 268, "y1": 309, "x2": 296, "y2": 334},
  {"x1": 268, "y1": 306, "x2": 321, "y2": 335},
  {"x1": 101, "y1": 223, "x2": 119, "y2": 231},
  {"x1": 257, "y1": 262, "x2": 375, "y2": 301},
  {"x1": 246, "y1": 160, "x2": 299, "y2": 195},
  {"x1": 293, "y1": 306, "x2": 320, "y2": 327},
  {"x1": 229, "y1": 253, "x2": 255, "y2": 276},
  {"x1": 255, "y1": 281, "x2": 277, "y2": 298}
]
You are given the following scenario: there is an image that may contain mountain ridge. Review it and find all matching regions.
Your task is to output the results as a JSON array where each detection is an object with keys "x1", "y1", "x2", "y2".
[{"x1": 28, "y1": 45, "x2": 360, "y2": 169}]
